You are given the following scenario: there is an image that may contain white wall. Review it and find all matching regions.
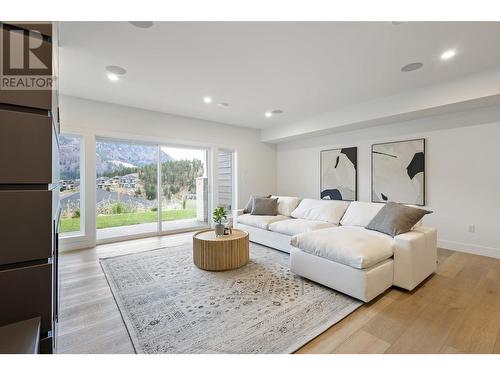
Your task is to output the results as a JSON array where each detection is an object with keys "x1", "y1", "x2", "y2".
[
  {"x1": 276, "y1": 105, "x2": 500, "y2": 258},
  {"x1": 60, "y1": 95, "x2": 276, "y2": 250}
]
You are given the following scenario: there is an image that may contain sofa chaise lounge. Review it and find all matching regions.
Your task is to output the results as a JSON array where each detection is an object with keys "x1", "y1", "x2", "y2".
[{"x1": 234, "y1": 197, "x2": 437, "y2": 302}]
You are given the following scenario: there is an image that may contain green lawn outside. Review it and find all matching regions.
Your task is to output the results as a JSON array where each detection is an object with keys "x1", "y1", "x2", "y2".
[
  {"x1": 60, "y1": 217, "x2": 81, "y2": 233},
  {"x1": 60, "y1": 208, "x2": 197, "y2": 233}
]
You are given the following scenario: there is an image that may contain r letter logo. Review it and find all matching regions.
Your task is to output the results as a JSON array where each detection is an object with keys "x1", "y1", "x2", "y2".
[{"x1": 1, "y1": 23, "x2": 53, "y2": 91}]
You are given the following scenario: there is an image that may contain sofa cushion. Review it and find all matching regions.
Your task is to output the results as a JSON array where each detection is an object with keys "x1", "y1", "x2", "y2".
[
  {"x1": 269, "y1": 218, "x2": 336, "y2": 236},
  {"x1": 340, "y1": 201, "x2": 384, "y2": 227},
  {"x1": 270, "y1": 196, "x2": 301, "y2": 216},
  {"x1": 291, "y1": 198, "x2": 350, "y2": 225},
  {"x1": 243, "y1": 194, "x2": 271, "y2": 213},
  {"x1": 366, "y1": 202, "x2": 433, "y2": 237},
  {"x1": 290, "y1": 226, "x2": 394, "y2": 269},
  {"x1": 237, "y1": 213, "x2": 289, "y2": 230},
  {"x1": 251, "y1": 197, "x2": 278, "y2": 216}
]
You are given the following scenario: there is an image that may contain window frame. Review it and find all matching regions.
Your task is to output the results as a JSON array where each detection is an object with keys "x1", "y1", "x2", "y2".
[
  {"x1": 93, "y1": 137, "x2": 211, "y2": 242},
  {"x1": 158, "y1": 144, "x2": 210, "y2": 234},
  {"x1": 59, "y1": 132, "x2": 85, "y2": 239},
  {"x1": 217, "y1": 148, "x2": 236, "y2": 211}
]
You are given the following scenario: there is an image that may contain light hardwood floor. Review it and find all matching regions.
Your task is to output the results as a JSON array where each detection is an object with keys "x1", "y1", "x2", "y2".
[{"x1": 57, "y1": 232, "x2": 500, "y2": 354}]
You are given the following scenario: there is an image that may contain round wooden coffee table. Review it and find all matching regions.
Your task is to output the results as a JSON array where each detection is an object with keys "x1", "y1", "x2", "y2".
[{"x1": 192, "y1": 229, "x2": 249, "y2": 271}]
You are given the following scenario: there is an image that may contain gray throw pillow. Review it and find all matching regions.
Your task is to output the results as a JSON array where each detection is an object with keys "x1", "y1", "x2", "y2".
[
  {"x1": 251, "y1": 197, "x2": 278, "y2": 216},
  {"x1": 243, "y1": 194, "x2": 271, "y2": 213},
  {"x1": 365, "y1": 202, "x2": 432, "y2": 237}
]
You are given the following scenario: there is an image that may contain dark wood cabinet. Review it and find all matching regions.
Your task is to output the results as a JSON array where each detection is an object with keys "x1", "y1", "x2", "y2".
[
  {"x1": 0, "y1": 191, "x2": 53, "y2": 265},
  {"x1": 0, "y1": 21, "x2": 59, "y2": 354},
  {"x1": 0, "y1": 110, "x2": 53, "y2": 184},
  {"x1": 39, "y1": 335, "x2": 53, "y2": 354},
  {"x1": 0, "y1": 317, "x2": 41, "y2": 354},
  {"x1": 0, "y1": 263, "x2": 53, "y2": 332}
]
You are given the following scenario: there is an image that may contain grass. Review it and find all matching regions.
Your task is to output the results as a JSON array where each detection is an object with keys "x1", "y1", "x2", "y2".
[
  {"x1": 60, "y1": 208, "x2": 197, "y2": 233},
  {"x1": 60, "y1": 217, "x2": 81, "y2": 233}
]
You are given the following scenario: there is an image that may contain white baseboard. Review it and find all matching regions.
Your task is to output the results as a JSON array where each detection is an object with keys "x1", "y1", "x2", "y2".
[
  {"x1": 59, "y1": 225, "x2": 208, "y2": 252},
  {"x1": 438, "y1": 239, "x2": 500, "y2": 259},
  {"x1": 59, "y1": 237, "x2": 95, "y2": 252}
]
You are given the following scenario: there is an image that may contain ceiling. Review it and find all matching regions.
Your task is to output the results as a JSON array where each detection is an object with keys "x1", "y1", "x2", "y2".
[{"x1": 59, "y1": 21, "x2": 500, "y2": 129}]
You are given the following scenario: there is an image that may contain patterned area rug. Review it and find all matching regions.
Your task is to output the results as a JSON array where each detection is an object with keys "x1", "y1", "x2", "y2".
[{"x1": 100, "y1": 241, "x2": 362, "y2": 353}]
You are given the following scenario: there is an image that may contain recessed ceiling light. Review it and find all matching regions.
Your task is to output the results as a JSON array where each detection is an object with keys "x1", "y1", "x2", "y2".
[
  {"x1": 107, "y1": 73, "x2": 119, "y2": 82},
  {"x1": 441, "y1": 49, "x2": 456, "y2": 60},
  {"x1": 391, "y1": 21, "x2": 406, "y2": 25},
  {"x1": 203, "y1": 96, "x2": 212, "y2": 104},
  {"x1": 105, "y1": 65, "x2": 126, "y2": 82},
  {"x1": 129, "y1": 21, "x2": 154, "y2": 29},
  {"x1": 401, "y1": 62, "x2": 423, "y2": 72},
  {"x1": 218, "y1": 102, "x2": 230, "y2": 108},
  {"x1": 105, "y1": 65, "x2": 127, "y2": 75},
  {"x1": 265, "y1": 109, "x2": 284, "y2": 118}
]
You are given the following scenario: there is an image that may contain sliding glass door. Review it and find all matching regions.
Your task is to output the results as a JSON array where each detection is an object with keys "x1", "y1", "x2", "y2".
[
  {"x1": 96, "y1": 140, "x2": 158, "y2": 240},
  {"x1": 160, "y1": 146, "x2": 208, "y2": 232},
  {"x1": 95, "y1": 139, "x2": 209, "y2": 241}
]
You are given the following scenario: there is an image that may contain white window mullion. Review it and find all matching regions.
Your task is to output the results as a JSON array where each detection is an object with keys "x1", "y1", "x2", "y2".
[
  {"x1": 157, "y1": 145, "x2": 162, "y2": 233},
  {"x1": 217, "y1": 149, "x2": 234, "y2": 211}
]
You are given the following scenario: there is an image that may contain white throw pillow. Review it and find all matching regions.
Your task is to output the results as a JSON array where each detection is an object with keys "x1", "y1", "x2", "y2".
[
  {"x1": 290, "y1": 198, "x2": 350, "y2": 225},
  {"x1": 270, "y1": 196, "x2": 301, "y2": 217},
  {"x1": 340, "y1": 201, "x2": 384, "y2": 227}
]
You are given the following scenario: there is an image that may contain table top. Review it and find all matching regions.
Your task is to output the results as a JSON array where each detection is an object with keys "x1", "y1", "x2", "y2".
[{"x1": 193, "y1": 228, "x2": 248, "y2": 242}]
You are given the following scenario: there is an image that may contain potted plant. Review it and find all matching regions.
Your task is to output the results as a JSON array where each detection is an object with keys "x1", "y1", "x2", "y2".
[{"x1": 213, "y1": 206, "x2": 227, "y2": 237}]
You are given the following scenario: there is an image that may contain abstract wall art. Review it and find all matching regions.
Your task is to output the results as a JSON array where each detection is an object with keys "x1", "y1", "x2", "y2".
[
  {"x1": 320, "y1": 147, "x2": 357, "y2": 201},
  {"x1": 372, "y1": 138, "x2": 425, "y2": 206}
]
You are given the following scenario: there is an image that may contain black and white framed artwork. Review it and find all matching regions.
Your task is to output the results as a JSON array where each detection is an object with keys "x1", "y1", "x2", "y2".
[
  {"x1": 320, "y1": 147, "x2": 357, "y2": 201},
  {"x1": 372, "y1": 138, "x2": 425, "y2": 206}
]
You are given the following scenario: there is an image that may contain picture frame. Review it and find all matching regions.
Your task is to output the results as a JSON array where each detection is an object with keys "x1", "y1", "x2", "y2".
[
  {"x1": 371, "y1": 138, "x2": 425, "y2": 206},
  {"x1": 320, "y1": 147, "x2": 358, "y2": 201}
]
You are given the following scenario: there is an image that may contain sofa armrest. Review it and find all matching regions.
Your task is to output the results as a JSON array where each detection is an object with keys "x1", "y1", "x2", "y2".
[
  {"x1": 232, "y1": 209, "x2": 245, "y2": 227},
  {"x1": 232, "y1": 209, "x2": 245, "y2": 218},
  {"x1": 393, "y1": 226, "x2": 437, "y2": 290}
]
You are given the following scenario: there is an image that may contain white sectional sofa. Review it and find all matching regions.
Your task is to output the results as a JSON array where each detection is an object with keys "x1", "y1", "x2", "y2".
[{"x1": 235, "y1": 197, "x2": 437, "y2": 302}]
